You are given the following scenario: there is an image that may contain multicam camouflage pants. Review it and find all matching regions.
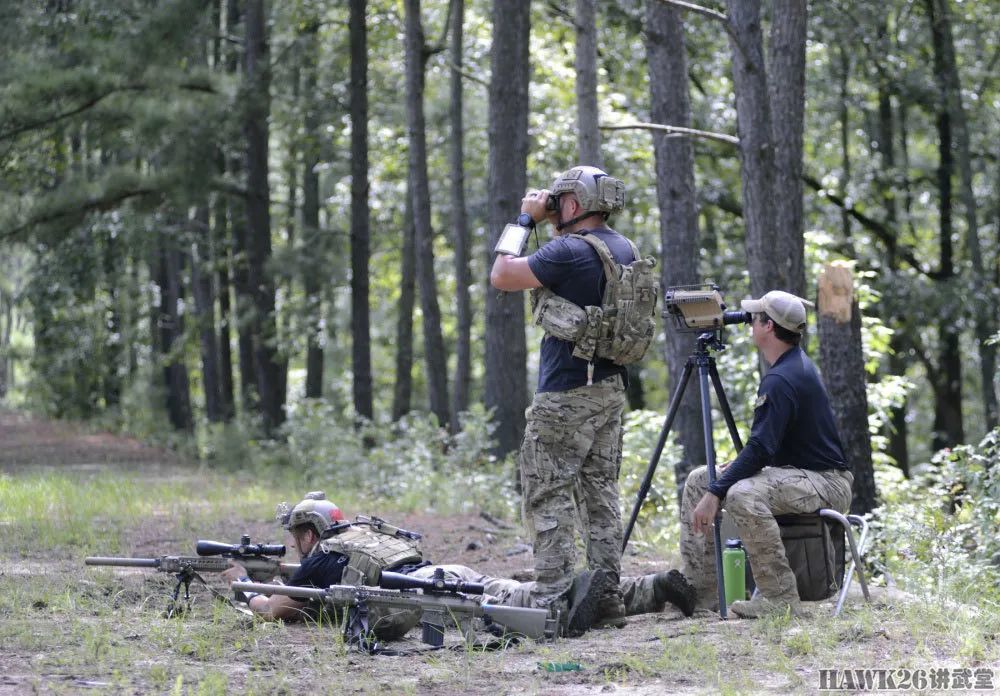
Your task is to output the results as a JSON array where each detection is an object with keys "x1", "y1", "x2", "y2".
[
  {"x1": 680, "y1": 464, "x2": 854, "y2": 602},
  {"x1": 519, "y1": 375, "x2": 627, "y2": 608},
  {"x1": 409, "y1": 565, "x2": 666, "y2": 616}
]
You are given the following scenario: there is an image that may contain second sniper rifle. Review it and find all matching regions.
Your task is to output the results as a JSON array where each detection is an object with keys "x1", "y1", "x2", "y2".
[
  {"x1": 85, "y1": 535, "x2": 298, "y2": 616},
  {"x1": 232, "y1": 569, "x2": 558, "y2": 652}
]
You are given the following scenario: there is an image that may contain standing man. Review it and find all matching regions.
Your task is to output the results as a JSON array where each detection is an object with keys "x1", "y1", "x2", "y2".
[
  {"x1": 681, "y1": 291, "x2": 854, "y2": 618},
  {"x1": 490, "y1": 165, "x2": 641, "y2": 629}
]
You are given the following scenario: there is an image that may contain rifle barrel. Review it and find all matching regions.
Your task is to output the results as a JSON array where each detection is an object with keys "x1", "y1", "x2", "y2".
[
  {"x1": 85, "y1": 557, "x2": 160, "y2": 568},
  {"x1": 231, "y1": 581, "x2": 327, "y2": 601},
  {"x1": 231, "y1": 581, "x2": 555, "y2": 641}
]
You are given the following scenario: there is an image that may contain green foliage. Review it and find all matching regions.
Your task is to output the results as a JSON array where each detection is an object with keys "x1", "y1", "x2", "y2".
[
  {"x1": 619, "y1": 409, "x2": 681, "y2": 553},
  {"x1": 871, "y1": 428, "x2": 1000, "y2": 603},
  {"x1": 278, "y1": 400, "x2": 516, "y2": 517}
]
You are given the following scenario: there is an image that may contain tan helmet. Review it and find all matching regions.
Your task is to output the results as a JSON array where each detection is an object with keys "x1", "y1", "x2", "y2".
[
  {"x1": 550, "y1": 165, "x2": 626, "y2": 216},
  {"x1": 277, "y1": 491, "x2": 345, "y2": 535}
]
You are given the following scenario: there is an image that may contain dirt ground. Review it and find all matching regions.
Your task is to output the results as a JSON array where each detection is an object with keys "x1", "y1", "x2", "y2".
[{"x1": 0, "y1": 409, "x2": 978, "y2": 695}]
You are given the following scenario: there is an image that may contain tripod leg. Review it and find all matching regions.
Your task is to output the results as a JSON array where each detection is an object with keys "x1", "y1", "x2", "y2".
[
  {"x1": 621, "y1": 359, "x2": 695, "y2": 552},
  {"x1": 708, "y1": 361, "x2": 745, "y2": 451},
  {"x1": 698, "y1": 362, "x2": 729, "y2": 619}
]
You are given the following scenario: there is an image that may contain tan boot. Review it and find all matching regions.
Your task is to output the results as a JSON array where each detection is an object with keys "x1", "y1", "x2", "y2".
[{"x1": 729, "y1": 593, "x2": 805, "y2": 619}]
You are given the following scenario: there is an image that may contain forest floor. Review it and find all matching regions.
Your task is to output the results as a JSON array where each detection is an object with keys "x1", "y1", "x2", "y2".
[{"x1": 0, "y1": 408, "x2": 994, "y2": 695}]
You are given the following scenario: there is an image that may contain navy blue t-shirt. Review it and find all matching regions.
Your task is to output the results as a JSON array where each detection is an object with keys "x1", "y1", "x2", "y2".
[
  {"x1": 526, "y1": 226, "x2": 633, "y2": 392},
  {"x1": 287, "y1": 549, "x2": 348, "y2": 588},
  {"x1": 708, "y1": 346, "x2": 848, "y2": 498}
]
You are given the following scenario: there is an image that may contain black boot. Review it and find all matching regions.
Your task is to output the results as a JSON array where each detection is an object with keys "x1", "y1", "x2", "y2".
[
  {"x1": 563, "y1": 569, "x2": 608, "y2": 637},
  {"x1": 653, "y1": 570, "x2": 698, "y2": 617}
]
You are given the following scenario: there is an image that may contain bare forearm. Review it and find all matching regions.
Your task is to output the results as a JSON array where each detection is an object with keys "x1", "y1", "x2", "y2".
[
  {"x1": 490, "y1": 254, "x2": 541, "y2": 291},
  {"x1": 248, "y1": 594, "x2": 307, "y2": 621}
]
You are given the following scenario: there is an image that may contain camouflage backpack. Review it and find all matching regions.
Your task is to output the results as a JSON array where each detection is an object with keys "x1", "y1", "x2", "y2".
[{"x1": 532, "y1": 234, "x2": 659, "y2": 366}]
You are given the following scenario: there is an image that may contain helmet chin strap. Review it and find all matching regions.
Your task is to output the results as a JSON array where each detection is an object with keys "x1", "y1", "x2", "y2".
[{"x1": 555, "y1": 210, "x2": 605, "y2": 232}]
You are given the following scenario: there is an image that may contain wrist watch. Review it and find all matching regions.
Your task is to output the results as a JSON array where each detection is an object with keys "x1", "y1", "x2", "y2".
[{"x1": 517, "y1": 212, "x2": 536, "y2": 229}]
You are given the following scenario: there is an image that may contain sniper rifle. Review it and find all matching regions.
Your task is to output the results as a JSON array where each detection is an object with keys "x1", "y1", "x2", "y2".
[
  {"x1": 85, "y1": 535, "x2": 298, "y2": 616},
  {"x1": 232, "y1": 568, "x2": 557, "y2": 652}
]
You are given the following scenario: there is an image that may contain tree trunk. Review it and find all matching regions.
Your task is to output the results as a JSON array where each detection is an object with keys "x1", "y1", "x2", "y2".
[
  {"x1": 349, "y1": 0, "x2": 374, "y2": 422},
  {"x1": 405, "y1": 0, "x2": 451, "y2": 428},
  {"x1": 926, "y1": 0, "x2": 963, "y2": 450},
  {"x1": 575, "y1": 0, "x2": 602, "y2": 167},
  {"x1": 301, "y1": 22, "x2": 324, "y2": 400},
  {"x1": 392, "y1": 176, "x2": 417, "y2": 422},
  {"x1": 818, "y1": 264, "x2": 878, "y2": 514},
  {"x1": 278, "y1": 63, "x2": 298, "y2": 408},
  {"x1": 232, "y1": 202, "x2": 258, "y2": 416},
  {"x1": 929, "y1": 0, "x2": 997, "y2": 432},
  {"x1": 449, "y1": 0, "x2": 471, "y2": 429},
  {"x1": 766, "y1": 0, "x2": 807, "y2": 297},
  {"x1": 836, "y1": 44, "x2": 852, "y2": 248},
  {"x1": 887, "y1": 336, "x2": 910, "y2": 476},
  {"x1": 228, "y1": 0, "x2": 256, "y2": 417},
  {"x1": 126, "y1": 255, "x2": 140, "y2": 378},
  {"x1": 216, "y1": 0, "x2": 240, "y2": 422},
  {"x1": 191, "y1": 206, "x2": 223, "y2": 423},
  {"x1": 244, "y1": 0, "x2": 285, "y2": 434},
  {"x1": 725, "y1": 0, "x2": 779, "y2": 299},
  {"x1": 646, "y1": 1, "x2": 705, "y2": 507},
  {"x1": 157, "y1": 233, "x2": 193, "y2": 432},
  {"x1": 875, "y1": 19, "x2": 909, "y2": 475},
  {"x1": 214, "y1": 195, "x2": 236, "y2": 421},
  {"x1": 484, "y1": 0, "x2": 531, "y2": 457},
  {"x1": 0, "y1": 292, "x2": 10, "y2": 399},
  {"x1": 101, "y1": 220, "x2": 123, "y2": 408}
]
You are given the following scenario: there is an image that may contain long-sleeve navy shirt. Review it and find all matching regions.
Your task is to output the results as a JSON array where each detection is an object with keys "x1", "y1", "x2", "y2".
[{"x1": 708, "y1": 346, "x2": 848, "y2": 498}]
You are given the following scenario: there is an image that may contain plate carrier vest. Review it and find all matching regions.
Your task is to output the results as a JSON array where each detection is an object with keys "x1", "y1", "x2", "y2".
[
  {"x1": 531, "y1": 233, "x2": 658, "y2": 366},
  {"x1": 317, "y1": 518, "x2": 423, "y2": 586}
]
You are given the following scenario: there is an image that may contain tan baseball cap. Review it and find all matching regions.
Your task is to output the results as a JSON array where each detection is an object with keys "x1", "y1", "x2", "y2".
[{"x1": 741, "y1": 291, "x2": 814, "y2": 334}]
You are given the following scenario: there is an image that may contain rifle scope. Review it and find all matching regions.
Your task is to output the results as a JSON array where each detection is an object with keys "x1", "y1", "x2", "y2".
[
  {"x1": 379, "y1": 570, "x2": 485, "y2": 596},
  {"x1": 196, "y1": 538, "x2": 285, "y2": 557}
]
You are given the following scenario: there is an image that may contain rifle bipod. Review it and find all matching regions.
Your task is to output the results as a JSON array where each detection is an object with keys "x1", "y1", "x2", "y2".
[
  {"x1": 164, "y1": 566, "x2": 232, "y2": 618},
  {"x1": 165, "y1": 567, "x2": 198, "y2": 618}
]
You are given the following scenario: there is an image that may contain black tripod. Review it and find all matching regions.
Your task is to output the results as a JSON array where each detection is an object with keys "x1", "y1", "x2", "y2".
[{"x1": 621, "y1": 330, "x2": 744, "y2": 619}]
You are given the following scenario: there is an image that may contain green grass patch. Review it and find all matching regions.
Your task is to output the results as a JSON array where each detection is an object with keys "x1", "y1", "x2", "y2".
[{"x1": 0, "y1": 470, "x2": 284, "y2": 555}]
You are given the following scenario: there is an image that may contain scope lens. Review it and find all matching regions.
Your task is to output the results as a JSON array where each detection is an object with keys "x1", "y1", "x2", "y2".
[{"x1": 722, "y1": 310, "x2": 752, "y2": 326}]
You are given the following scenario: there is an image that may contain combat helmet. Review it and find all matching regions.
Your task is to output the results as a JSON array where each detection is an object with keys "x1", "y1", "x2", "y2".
[
  {"x1": 277, "y1": 491, "x2": 345, "y2": 535},
  {"x1": 550, "y1": 165, "x2": 626, "y2": 216}
]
